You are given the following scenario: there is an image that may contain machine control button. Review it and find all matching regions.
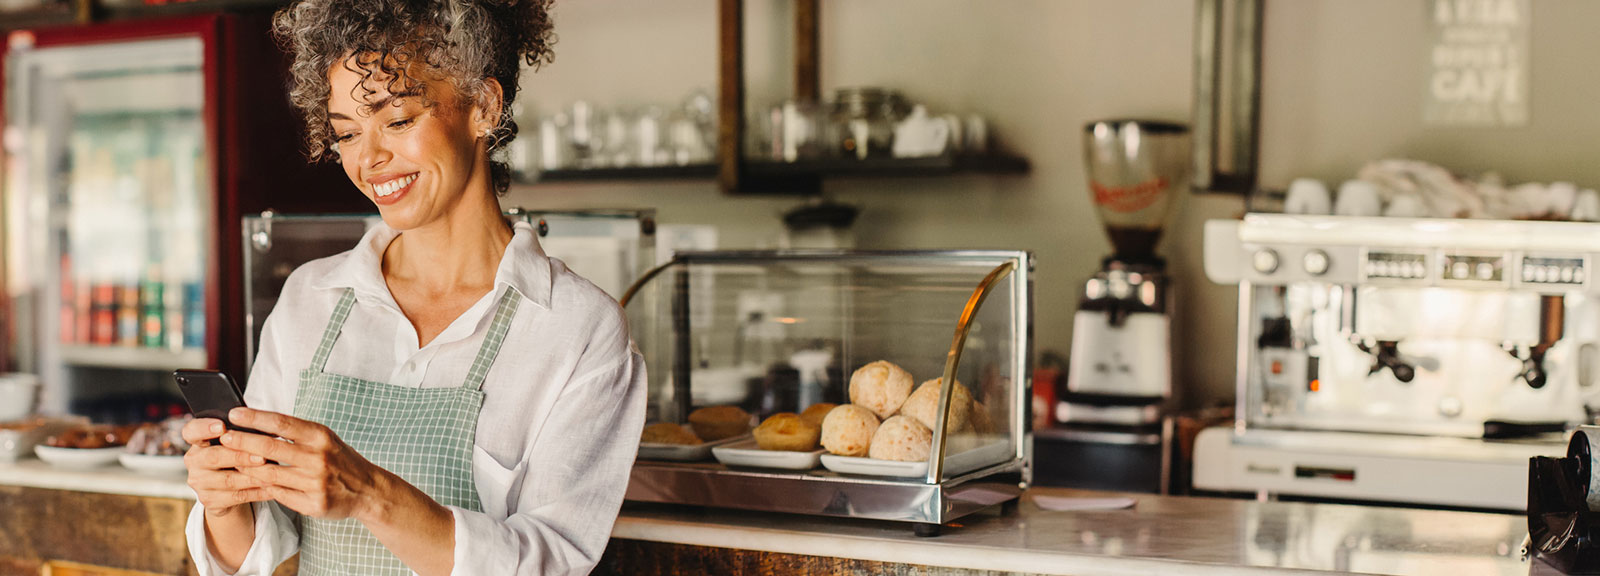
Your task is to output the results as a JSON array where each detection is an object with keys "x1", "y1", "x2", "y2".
[
  {"x1": 1476, "y1": 262, "x2": 1495, "y2": 280},
  {"x1": 1253, "y1": 249, "x2": 1280, "y2": 274},
  {"x1": 1451, "y1": 261, "x2": 1469, "y2": 279},
  {"x1": 1303, "y1": 250, "x2": 1331, "y2": 276}
]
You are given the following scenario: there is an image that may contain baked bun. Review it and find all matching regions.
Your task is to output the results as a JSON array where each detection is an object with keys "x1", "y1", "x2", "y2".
[
  {"x1": 820, "y1": 404, "x2": 880, "y2": 457},
  {"x1": 688, "y1": 405, "x2": 752, "y2": 441},
  {"x1": 640, "y1": 422, "x2": 702, "y2": 445},
  {"x1": 848, "y1": 361, "x2": 914, "y2": 419},
  {"x1": 753, "y1": 413, "x2": 821, "y2": 452},
  {"x1": 869, "y1": 416, "x2": 933, "y2": 462},
  {"x1": 799, "y1": 403, "x2": 837, "y2": 428},
  {"x1": 970, "y1": 400, "x2": 996, "y2": 435},
  {"x1": 899, "y1": 379, "x2": 972, "y2": 434}
]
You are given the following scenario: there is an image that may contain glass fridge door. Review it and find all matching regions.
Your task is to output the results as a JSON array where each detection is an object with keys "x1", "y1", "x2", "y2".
[{"x1": 5, "y1": 36, "x2": 208, "y2": 421}]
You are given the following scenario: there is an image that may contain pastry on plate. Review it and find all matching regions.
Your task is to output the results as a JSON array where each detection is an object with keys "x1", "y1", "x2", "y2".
[
  {"x1": 688, "y1": 405, "x2": 752, "y2": 441},
  {"x1": 898, "y1": 378, "x2": 972, "y2": 434},
  {"x1": 869, "y1": 415, "x2": 932, "y2": 462},
  {"x1": 820, "y1": 404, "x2": 879, "y2": 457},
  {"x1": 641, "y1": 422, "x2": 703, "y2": 445},
  {"x1": 798, "y1": 403, "x2": 836, "y2": 428},
  {"x1": 848, "y1": 360, "x2": 914, "y2": 419},
  {"x1": 753, "y1": 413, "x2": 821, "y2": 452}
]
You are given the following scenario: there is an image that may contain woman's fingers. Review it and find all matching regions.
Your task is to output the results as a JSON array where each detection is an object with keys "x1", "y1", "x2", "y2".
[
  {"x1": 186, "y1": 443, "x2": 265, "y2": 471},
  {"x1": 189, "y1": 469, "x2": 270, "y2": 492},
  {"x1": 228, "y1": 408, "x2": 329, "y2": 447},
  {"x1": 182, "y1": 418, "x2": 227, "y2": 445},
  {"x1": 236, "y1": 459, "x2": 318, "y2": 492},
  {"x1": 220, "y1": 429, "x2": 307, "y2": 468}
]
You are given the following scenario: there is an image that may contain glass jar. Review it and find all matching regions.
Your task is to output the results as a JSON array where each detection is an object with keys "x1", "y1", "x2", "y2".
[{"x1": 827, "y1": 88, "x2": 909, "y2": 160}]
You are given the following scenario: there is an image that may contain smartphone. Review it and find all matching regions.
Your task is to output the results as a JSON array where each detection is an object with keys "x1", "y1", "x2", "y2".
[{"x1": 173, "y1": 369, "x2": 268, "y2": 437}]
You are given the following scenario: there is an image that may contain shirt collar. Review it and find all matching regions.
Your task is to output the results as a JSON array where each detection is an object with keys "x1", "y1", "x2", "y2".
[{"x1": 311, "y1": 220, "x2": 553, "y2": 310}]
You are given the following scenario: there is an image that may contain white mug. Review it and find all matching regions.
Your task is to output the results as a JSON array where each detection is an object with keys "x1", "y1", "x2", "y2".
[{"x1": 1284, "y1": 178, "x2": 1332, "y2": 215}]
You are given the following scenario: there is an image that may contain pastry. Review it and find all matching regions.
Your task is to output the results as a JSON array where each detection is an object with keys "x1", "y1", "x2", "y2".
[
  {"x1": 848, "y1": 360, "x2": 914, "y2": 419},
  {"x1": 970, "y1": 400, "x2": 996, "y2": 435},
  {"x1": 820, "y1": 404, "x2": 879, "y2": 457},
  {"x1": 898, "y1": 379, "x2": 972, "y2": 434},
  {"x1": 640, "y1": 422, "x2": 702, "y2": 445},
  {"x1": 799, "y1": 403, "x2": 836, "y2": 428},
  {"x1": 753, "y1": 413, "x2": 821, "y2": 452},
  {"x1": 687, "y1": 405, "x2": 752, "y2": 441},
  {"x1": 869, "y1": 416, "x2": 933, "y2": 462}
]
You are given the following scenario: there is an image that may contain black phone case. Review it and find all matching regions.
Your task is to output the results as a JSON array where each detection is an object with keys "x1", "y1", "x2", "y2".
[{"x1": 173, "y1": 369, "x2": 269, "y2": 437}]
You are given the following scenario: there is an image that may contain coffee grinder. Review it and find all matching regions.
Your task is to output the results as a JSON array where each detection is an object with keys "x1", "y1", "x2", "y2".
[{"x1": 1036, "y1": 120, "x2": 1190, "y2": 493}]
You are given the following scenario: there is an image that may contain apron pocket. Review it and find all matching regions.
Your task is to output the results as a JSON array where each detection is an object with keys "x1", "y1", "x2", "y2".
[{"x1": 472, "y1": 444, "x2": 525, "y2": 519}]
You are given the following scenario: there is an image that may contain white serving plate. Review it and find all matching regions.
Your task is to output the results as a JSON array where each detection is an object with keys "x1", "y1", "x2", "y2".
[
  {"x1": 820, "y1": 439, "x2": 1014, "y2": 479},
  {"x1": 119, "y1": 453, "x2": 188, "y2": 475},
  {"x1": 34, "y1": 446, "x2": 124, "y2": 469},
  {"x1": 638, "y1": 434, "x2": 749, "y2": 462},
  {"x1": 712, "y1": 438, "x2": 823, "y2": 470}
]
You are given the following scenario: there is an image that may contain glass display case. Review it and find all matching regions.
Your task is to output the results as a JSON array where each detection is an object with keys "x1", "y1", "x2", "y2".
[
  {"x1": 621, "y1": 250, "x2": 1032, "y2": 533},
  {"x1": 241, "y1": 209, "x2": 655, "y2": 380}
]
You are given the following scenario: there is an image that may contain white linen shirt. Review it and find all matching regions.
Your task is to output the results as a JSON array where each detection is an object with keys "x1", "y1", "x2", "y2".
[{"x1": 184, "y1": 220, "x2": 647, "y2": 576}]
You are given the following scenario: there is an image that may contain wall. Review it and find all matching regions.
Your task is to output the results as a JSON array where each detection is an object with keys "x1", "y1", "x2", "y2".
[{"x1": 503, "y1": 0, "x2": 1600, "y2": 409}]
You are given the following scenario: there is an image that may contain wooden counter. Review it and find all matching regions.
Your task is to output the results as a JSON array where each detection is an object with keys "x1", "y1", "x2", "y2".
[{"x1": 0, "y1": 461, "x2": 1549, "y2": 576}]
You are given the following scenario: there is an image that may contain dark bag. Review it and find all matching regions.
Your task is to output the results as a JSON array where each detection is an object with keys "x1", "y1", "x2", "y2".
[{"x1": 1529, "y1": 453, "x2": 1600, "y2": 574}]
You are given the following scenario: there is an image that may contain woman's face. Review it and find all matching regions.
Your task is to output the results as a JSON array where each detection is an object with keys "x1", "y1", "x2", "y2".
[{"x1": 326, "y1": 57, "x2": 493, "y2": 231}]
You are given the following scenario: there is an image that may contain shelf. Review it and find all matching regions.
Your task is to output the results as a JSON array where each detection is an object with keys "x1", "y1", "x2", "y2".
[
  {"x1": 518, "y1": 154, "x2": 1029, "y2": 187},
  {"x1": 745, "y1": 154, "x2": 1031, "y2": 179},
  {"x1": 528, "y1": 163, "x2": 718, "y2": 183},
  {"x1": 59, "y1": 345, "x2": 207, "y2": 371}
]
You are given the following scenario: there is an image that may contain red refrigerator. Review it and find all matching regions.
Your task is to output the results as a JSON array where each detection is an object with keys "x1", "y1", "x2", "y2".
[{"x1": 1, "y1": 11, "x2": 365, "y2": 420}]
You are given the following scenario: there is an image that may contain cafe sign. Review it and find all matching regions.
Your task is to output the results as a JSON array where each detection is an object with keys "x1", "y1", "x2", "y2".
[{"x1": 1424, "y1": 0, "x2": 1529, "y2": 127}]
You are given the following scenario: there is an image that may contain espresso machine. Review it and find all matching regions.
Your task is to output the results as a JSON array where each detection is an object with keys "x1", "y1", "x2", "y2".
[
  {"x1": 1195, "y1": 214, "x2": 1600, "y2": 511},
  {"x1": 1036, "y1": 120, "x2": 1189, "y2": 493}
]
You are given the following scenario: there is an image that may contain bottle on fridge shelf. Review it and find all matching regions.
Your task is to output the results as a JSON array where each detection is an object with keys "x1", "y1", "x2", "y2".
[
  {"x1": 91, "y1": 283, "x2": 116, "y2": 346},
  {"x1": 183, "y1": 282, "x2": 204, "y2": 350},
  {"x1": 117, "y1": 281, "x2": 140, "y2": 347},
  {"x1": 75, "y1": 278, "x2": 92, "y2": 345},
  {"x1": 140, "y1": 269, "x2": 164, "y2": 349},
  {"x1": 164, "y1": 271, "x2": 185, "y2": 351}
]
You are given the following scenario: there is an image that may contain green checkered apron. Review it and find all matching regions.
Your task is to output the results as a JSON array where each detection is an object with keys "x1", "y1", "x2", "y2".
[{"x1": 292, "y1": 287, "x2": 520, "y2": 575}]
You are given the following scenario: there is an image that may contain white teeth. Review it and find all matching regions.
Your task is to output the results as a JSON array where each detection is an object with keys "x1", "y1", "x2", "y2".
[{"x1": 375, "y1": 174, "x2": 417, "y2": 197}]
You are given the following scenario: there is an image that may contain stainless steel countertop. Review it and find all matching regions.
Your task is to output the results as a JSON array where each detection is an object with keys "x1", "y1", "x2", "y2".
[{"x1": 613, "y1": 487, "x2": 1537, "y2": 575}]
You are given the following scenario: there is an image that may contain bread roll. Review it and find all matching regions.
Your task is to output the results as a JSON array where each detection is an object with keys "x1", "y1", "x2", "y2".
[
  {"x1": 970, "y1": 400, "x2": 996, "y2": 435},
  {"x1": 820, "y1": 404, "x2": 880, "y2": 457},
  {"x1": 869, "y1": 416, "x2": 933, "y2": 462},
  {"x1": 753, "y1": 413, "x2": 821, "y2": 452},
  {"x1": 848, "y1": 361, "x2": 914, "y2": 419},
  {"x1": 899, "y1": 379, "x2": 972, "y2": 434},
  {"x1": 799, "y1": 403, "x2": 837, "y2": 428},
  {"x1": 688, "y1": 405, "x2": 752, "y2": 441},
  {"x1": 640, "y1": 422, "x2": 702, "y2": 445}
]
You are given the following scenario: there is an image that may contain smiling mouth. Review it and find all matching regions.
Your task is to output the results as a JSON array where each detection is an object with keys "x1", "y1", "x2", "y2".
[{"x1": 374, "y1": 173, "x2": 417, "y2": 197}]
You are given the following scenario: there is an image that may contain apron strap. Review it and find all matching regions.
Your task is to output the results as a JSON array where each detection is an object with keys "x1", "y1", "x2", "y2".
[
  {"x1": 462, "y1": 288, "x2": 522, "y2": 392},
  {"x1": 309, "y1": 289, "x2": 359, "y2": 374}
]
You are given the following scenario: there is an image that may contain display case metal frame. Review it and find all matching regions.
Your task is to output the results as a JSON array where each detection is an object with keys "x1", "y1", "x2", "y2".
[{"x1": 620, "y1": 249, "x2": 1033, "y2": 533}]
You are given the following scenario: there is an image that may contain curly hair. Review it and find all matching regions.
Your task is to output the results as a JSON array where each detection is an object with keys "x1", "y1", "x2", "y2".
[{"x1": 272, "y1": 0, "x2": 555, "y2": 195}]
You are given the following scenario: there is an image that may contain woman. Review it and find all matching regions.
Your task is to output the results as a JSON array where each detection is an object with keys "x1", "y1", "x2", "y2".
[{"x1": 180, "y1": 1, "x2": 647, "y2": 574}]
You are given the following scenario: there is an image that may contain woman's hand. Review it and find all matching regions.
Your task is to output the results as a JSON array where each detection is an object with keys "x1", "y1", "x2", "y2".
[
  {"x1": 221, "y1": 407, "x2": 392, "y2": 523},
  {"x1": 182, "y1": 417, "x2": 272, "y2": 518}
]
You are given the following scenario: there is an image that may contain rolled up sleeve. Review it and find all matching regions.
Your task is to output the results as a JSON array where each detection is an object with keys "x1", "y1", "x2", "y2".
[{"x1": 448, "y1": 347, "x2": 647, "y2": 575}]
